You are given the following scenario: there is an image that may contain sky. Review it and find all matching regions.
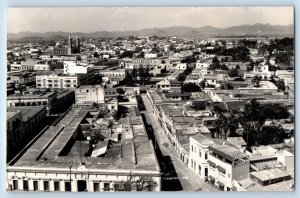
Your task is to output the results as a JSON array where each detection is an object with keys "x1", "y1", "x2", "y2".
[{"x1": 7, "y1": 7, "x2": 294, "y2": 33}]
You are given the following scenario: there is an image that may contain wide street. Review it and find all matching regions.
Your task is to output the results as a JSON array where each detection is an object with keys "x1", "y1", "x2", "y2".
[{"x1": 141, "y1": 94, "x2": 218, "y2": 191}]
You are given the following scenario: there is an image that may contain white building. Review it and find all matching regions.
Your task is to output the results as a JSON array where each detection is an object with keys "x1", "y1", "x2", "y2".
[
  {"x1": 176, "y1": 63, "x2": 187, "y2": 70},
  {"x1": 36, "y1": 70, "x2": 96, "y2": 89},
  {"x1": 244, "y1": 65, "x2": 273, "y2": 80},
  {"x1": 75, "y1": 85, "x2": 105, "y2": 104},
  {"x1": 144, "y1": 53, "x2": 157, "y2": 59},
  {"x1": 6, "y1": 108, "x2": 161, "y2": 192},
  {"x1": 195, "y1": 62, "x2": 210, "y2": 70},
  {"x1": 207, "y1": 144, "x2": 250, "y2": 191},
  {"x1": 63, "y1": 61, "x2": 92, "y2": 75},
  {"x1": 188, "y1": 134, "x2": 214, "y2": 179}
]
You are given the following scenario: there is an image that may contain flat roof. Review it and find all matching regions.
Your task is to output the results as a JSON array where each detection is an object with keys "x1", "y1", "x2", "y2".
[
  {"x1": 238, "y1": 178, "x2": 294, "y2": 191},
  {"x1": 9, "y1": 107, "x2": 160, "y2": 173},
  {"x1": 7, "y1": 106, "x2": 45, "y2": 122},
  {"x1": 7, "y1": 111, "x2": 19, "y2": 120},
  {"x1": 250, "y1": 168, "x2": 290, "y2": 182},
  {"x1": 191, "y1": 133, "x2": 214, "y2": 146},
  {"x1": 208, "y1": 144, "x2": 249, "y2": 161}
]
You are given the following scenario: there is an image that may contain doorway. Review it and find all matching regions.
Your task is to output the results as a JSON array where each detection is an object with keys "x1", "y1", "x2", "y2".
[{"x1": 77, "y1": 180, "x2": 87, "y2": 192}]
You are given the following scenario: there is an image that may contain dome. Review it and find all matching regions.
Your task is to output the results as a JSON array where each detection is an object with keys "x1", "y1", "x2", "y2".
[{"x1": 55, "y1": 42, "x2": 61, "y2": 47}]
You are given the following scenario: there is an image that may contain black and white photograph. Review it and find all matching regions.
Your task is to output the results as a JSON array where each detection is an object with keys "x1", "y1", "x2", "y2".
[{"x1": 6, "y1": 7, "x2": 295, "y2": 192}]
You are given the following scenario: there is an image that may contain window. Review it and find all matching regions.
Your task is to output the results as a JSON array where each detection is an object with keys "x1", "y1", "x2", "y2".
[
  {"x1": 65, "y1": 182, "x2": 71, "y2": 191},
  {"x1": 13, "y1": 180, "x2": 18, "y2": 190},
  {"x1": 205, "y1": 153, "x2": 208, "y2": 160},
  {"x1": 124, "y1": 183, "x2": 131, "y2": 191},
  {"x1": 104, "y1": 183, "x2": 110, "y2": 191},
  {"x1": 54, "y1": 181, "x2": 60, "y2": 191},
  {"x1": 44, "y1": 181, "x2": 49, "y2": 191},
  {"x1": 33, "y1": 181, "x2": 39, "y2": 191},
  {"x1": 93, "y1": 183, "x2": 99, "y2": 192},
  {"x1": 23, "y1": 180, "x2": 29, "y2": 191},
  {"x1": 114, "y1": 184, "x2": 120, "y2": 191},
  {"x1": 199, "y1": 150, "x2": 202, "y2": 157}
]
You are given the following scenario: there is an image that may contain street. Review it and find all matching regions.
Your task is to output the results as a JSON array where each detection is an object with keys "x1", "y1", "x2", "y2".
[{"x1": 141, "y1": 94, "x2": 218, "y2": 191}]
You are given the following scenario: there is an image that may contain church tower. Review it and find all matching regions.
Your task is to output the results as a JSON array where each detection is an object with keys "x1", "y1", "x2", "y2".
[{"x1": 67, "y1": 34, "x2": 72, "y2": 55}]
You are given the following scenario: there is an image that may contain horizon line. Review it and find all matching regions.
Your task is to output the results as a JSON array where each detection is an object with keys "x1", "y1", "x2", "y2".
[{"x1": 7, "y1": 23, "x2": 294, "y2": 34}]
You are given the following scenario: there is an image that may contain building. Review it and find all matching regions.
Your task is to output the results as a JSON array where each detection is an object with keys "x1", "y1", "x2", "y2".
[
  {"x1": 188, "y1": 134, "x2": 214, "y2": 178},
  {"x1": 7, "y1": 107, "x2": 161, "y2": 192},
  {"x1": 99, "y1": 69, "x2": 126, "y2": 78},
  {"x1": 7, "y1": 106, "x2": 47, "y2": 162},
  {"x1": 7, "y1": 90, "x2": 75, "y2": 116},
  {"x1": 207, "y1": 144, "x2": 250, "y2": 191},
  {"x1": 63, "y1": 61, "x2": 92, "y2": 75},
  {"x1": 176, "y1": 63, "x2": 187, "y2": 70},
  {"x1": 68, "y1": 34, "x2": 81, "y2": 55},
  {"x1": 36, "y1": 69, "x2": 97, "y2": 89},
  {"x1": 275, "y1": 70, "x2": 294, "y2": 85},
  {"x1": 156, "y1": 79, "x2": 182, "y2": 92},
  {"x1": 195, "y1": 62, "x2": 210, "y2": 70},
  {"x1": 144, "y1": 53, "x2": 157, "y2": 59},
  {"x1": 244, "y1": 65, "x2": 273, "y2": 80},
  {"x1": 75, "y1": 85, "x2": 105, "y2": 105},
  {"x1": 7, "y1": 72, "x2": 36, "y2": 86}
]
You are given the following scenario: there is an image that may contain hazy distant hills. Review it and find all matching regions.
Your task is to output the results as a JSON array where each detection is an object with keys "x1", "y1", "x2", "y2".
[{"x1": 8, "y1": 23, "x2": 294, "y2": 40}]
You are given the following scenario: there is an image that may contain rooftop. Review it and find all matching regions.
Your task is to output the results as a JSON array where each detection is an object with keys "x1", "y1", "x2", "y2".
[
  {"x1": 250, "y1": 168, "x2": 291, "y2": 182},
  {"x1": 191, "y1": 133, "x2": 214, "y2": 146},
  {"x1": 8, "y1": 107, "x2": 160, "y2": 173},
  {"x1": 208, "y1": 144, "x2": 249, "y2": 162},
  {"x1": 7, "y1": 106, "x2": 46, "y2": 122},
  {"x1": 238, "y1": 178, "x2": 294, "y2": 191}
]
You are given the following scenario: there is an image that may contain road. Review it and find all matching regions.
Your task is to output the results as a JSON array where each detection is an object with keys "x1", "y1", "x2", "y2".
[{"x1": 141, "y1": 94, "x2": 218, "y2": 191}]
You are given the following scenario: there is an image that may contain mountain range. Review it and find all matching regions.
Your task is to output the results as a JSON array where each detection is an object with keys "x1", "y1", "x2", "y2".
[{"x1": 8, "y1": 23, "x2": 294, "y2": 41}]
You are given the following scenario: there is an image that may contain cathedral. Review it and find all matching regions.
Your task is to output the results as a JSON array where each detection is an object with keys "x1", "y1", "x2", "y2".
[
  {"x1": 67, "y1": 34, "x2": 81, "y2": 54},
  {"x1": 52, "y1": 34, "x2": 81, "y2": 55}
]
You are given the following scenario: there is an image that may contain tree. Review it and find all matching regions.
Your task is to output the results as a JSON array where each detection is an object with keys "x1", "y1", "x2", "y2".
[
  {"x1": 262, "y1": 103, "x2": 290, "y2": 121},
  {"x1": 192, "y1": 101, "x2": 207, "y2": 111},
  {"x1": 117, "y1": 88, "x2": 125, "y2": 94},
  {"x1": 257, "y1": 125, "x2": 286, "y2": 145},
  {"x1": 199, "y1": 80, "x2": 206, "y2": 89},
  {"x1": 181, "y1": 83, "x2": 201, "y2": 92},
  {"x1": 93, "y1": 52, "x2": 100, "y2": 58},
  {"x1": 215, "y1": 113, "x2": 230, "y2": 139},
  {"x1": 177, "y1": 73, "x2": 187, "y2": 81},
  {"x1": 275, "y1": 79, "x2": 286, "y2": 91},
  {"x1": 227, "y1": 68, "x2": 239, "y2": 77}
]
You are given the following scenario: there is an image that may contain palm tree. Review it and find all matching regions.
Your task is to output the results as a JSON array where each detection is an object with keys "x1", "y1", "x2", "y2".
[{"x1": 215, "y1": 113, "x2": 229, "y2": 139}]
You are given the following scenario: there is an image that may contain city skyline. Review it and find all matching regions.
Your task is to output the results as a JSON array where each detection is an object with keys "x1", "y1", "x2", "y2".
[{"x1": 8, "y1": 7, "x2": 294, "y2": 33}]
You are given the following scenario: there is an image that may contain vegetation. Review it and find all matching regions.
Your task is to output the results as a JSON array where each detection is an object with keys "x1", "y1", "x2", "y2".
[
  {"x1": 177, "y1": 66, "x2": 194, "y2": 81},
  {"x1": 208, "y1": 56, "x2": 229, "y2": 70},
  {"x1": 227, "y1": 68, "x2": 239, "y2": 77},
  {"x1": 191, "y1": 101, "x2": 207, "y2": 111},
  {"x1": 206, "y1": 46, "x2": 250, "y2": 62},
  {"x1": 214, "y1": 99, "x2": 290, "y2": 149},
  {"x1": 181, "y1": 83, "x2": 201, "y2": 92}
]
